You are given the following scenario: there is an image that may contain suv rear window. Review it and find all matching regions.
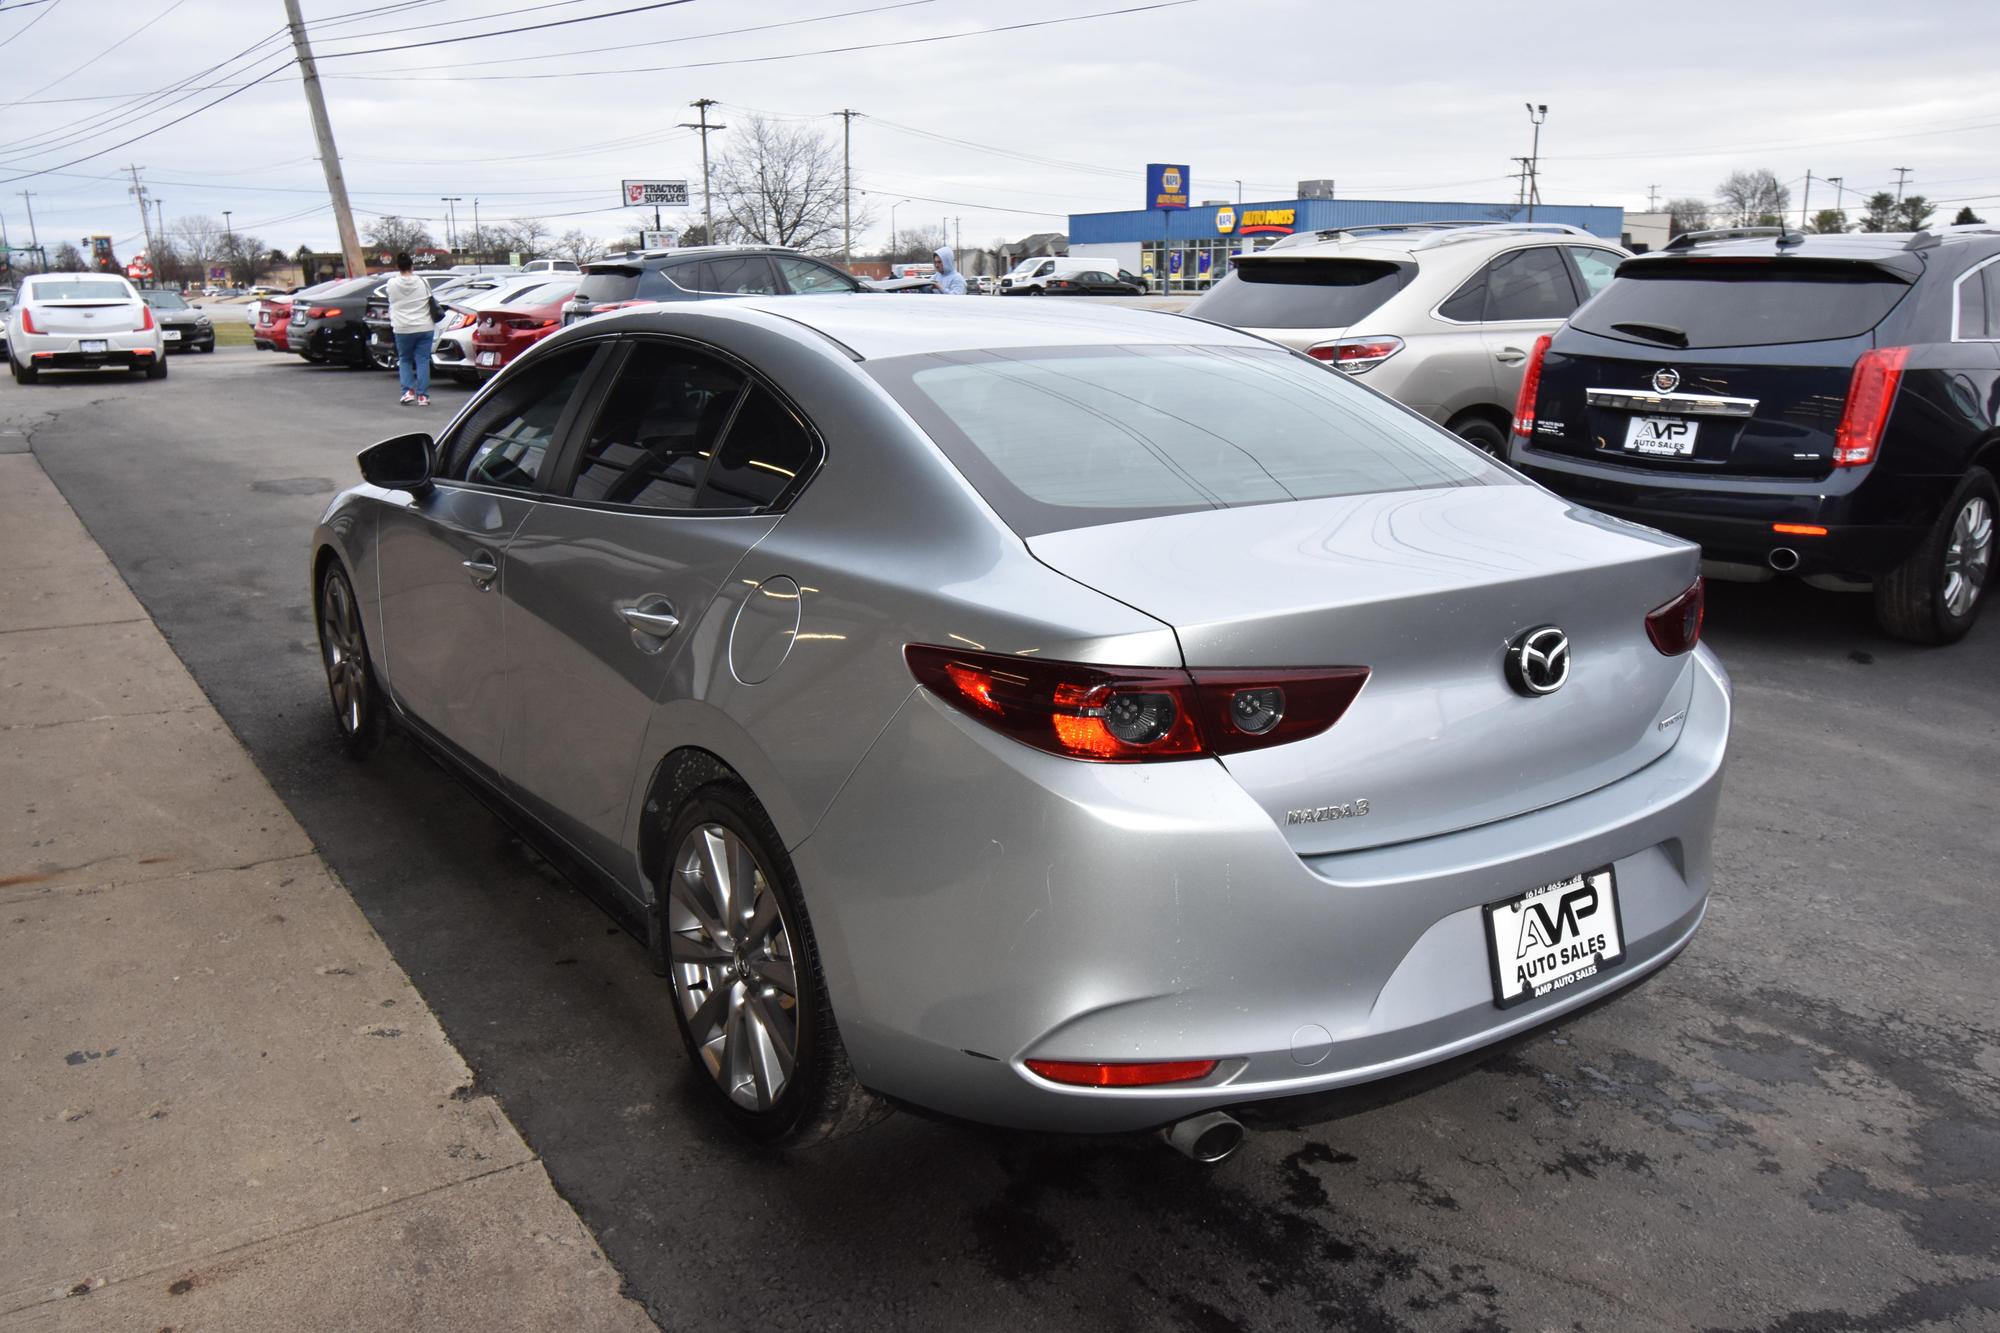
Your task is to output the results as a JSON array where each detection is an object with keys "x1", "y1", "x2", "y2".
[
  {"x1": 1190, "y1": 258, "x2": 1413, "y2": 329},
  {"x1": 870, "y1": 344, "x2": 1500, "y2": 536},
  {"x1": 576, "y1": 267, "x2": 641, "y2": 304},
  {"x1": 1572, "y1": 260, "x2": 1913, "y2": 349}
]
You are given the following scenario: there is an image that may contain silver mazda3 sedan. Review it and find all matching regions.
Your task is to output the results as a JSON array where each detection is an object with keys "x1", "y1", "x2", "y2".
[{"x1": 310, "y1": 296, "x2": 1730, "y2": 1152}]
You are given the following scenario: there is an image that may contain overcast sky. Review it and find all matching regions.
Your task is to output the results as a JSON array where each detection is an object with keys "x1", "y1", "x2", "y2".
[{"x1": 2, "y1": 0, "x2": 1996, "y2": 258}]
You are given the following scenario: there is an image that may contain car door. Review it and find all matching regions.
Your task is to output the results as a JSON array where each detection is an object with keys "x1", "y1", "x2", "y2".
[
  {"x1": 772, "y1": 255, "x2": 862, "y2": 295},
  {"x1": 688, "y1": 255, "x2": 781, "y2": 300},
  {"x1": 371, "y1": 342, "x2": 607, "y2": 777},
  {"x1": 497, "y1": 336, "x2": 820, "y2": 874},
  {"x1": 1474, "y1": 245, "x2": 1585, "y2": 404}
]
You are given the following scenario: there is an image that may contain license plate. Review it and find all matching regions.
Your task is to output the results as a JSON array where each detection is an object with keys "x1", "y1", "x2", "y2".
[
  {"x1": 1623, "y1": 415, "x2": 1698, "y2": 456},
  {"x1": 1482, "y1": 868, "x2": 1625, "y2": 1009},
  {"x1": 80, "y1": 339, "x2": 106, "y2": 354},
  {"x1": 477, "y1": 351, "x2": 498, "y2": 367},
  {"x1": 163, "y1": 329, "x2": 180, "y2": 342}
]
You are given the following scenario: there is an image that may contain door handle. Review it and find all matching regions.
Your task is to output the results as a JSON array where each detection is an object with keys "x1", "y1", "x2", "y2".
[
  {"x1": 620, "y1": 599, "x2": 681, "y2": 642},
  {"x1": 1494, "y1": 347, "x2": 1528, "y2": 364},
  {"x1": 462, "y1": 554, "x2": 498, "y2": 588}
]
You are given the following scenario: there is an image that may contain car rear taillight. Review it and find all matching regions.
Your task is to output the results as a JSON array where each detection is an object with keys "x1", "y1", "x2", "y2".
[
  {"x1": 308, "y1": 306, "x2": 343, "y2": 318},
  {"x1": 1025, "y1": 1058, "x2": 1218, "y2": 1087},
  {"x1": 1645, "y1": 577, "x2": 1704, "y2": 655},
  {"x1": 20, "y1": 307, "x2": 39, "y2": 334},
  {"x1": 1306, "y1": 336, "x2": 1404, "y2": 373},
  {"x1": 903, "y1": 645, "x2": 1368, "y2": 763},
  {"x1": 138, "y1": 304, "x2": 155, "y2": 331},
  {"x1": 1832, "y1": 346, "x2": 1908, "y2": 467},
  {"x1": 1511, "y1": 333, "x2": 1553, "y2": 437}
]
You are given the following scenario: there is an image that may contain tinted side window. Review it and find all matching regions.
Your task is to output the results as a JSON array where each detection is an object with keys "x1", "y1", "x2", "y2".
[
  {"x1": 1436, "y1": 270, "x2": 1486, "y2": 322},
  {"x1": 1483, "y1": 247, "x2": 1579, "y2": 320},
  {"x1": 1570, "y1": 247, "x2": 1622, "y2": 298},
  {"x1": 699, "y1": 386, "x2": 816, "y2": 510},
  {"x1": 1985, "y1": 268, "x2": 2000, "y2": 340},
  {"x1": 638, "y1": 265, "x2": 694, "y2": 300},
  {"x1": 1957, "y1": 265, "x2": 1991, "y2": 340},
  {"x1": 774, "y1": 256, "x2": 859, "y2": 294},
  {"x1": 443, "y1": 346, "x2": 596, "y2": 490},
  {"x1": 690, "y1": 256, "x2": 779, "y2": 295},
  {"x1": 568, "y1": 344, "x2": 746, "y2": 510}
]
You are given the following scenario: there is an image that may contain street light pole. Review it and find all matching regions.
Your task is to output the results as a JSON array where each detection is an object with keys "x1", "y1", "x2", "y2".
[
  {"x1": 442, "y1": 196, "x2": 462, "y2": 251},
  {"x1": 888, "y1": 198, "x2": 910, "y2": 259},
  {"x1": 1523, "y1": 103, "x2": 1548, "y2": 223}
]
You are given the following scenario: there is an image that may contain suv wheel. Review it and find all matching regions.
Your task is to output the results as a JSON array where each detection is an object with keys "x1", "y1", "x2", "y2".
[
  {"x1": 11, "y1": 355, "x2": 36, "y2": 384},
  {"x1": 1449, "y1": 415, "x2": 1507, "y2": 457},
  {"x1": 659, "y1": 783, "x2": 884, "y2": 1145},
  {"x1": 1874, "y1": 467, "x2": 1996, "y2": 645}
]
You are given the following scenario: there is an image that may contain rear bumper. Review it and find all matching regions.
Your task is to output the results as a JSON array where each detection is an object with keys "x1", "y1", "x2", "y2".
[
  {"x1": 792, "y1": 647, "x2": 1731, "y2": 1133},
  {"x1": 1509, "y1": 440, "x2": 1948, "y2": 577},
  {"x1": 296, "y1": 322, "x2": 367, "y2": 361},
  {"x1": 15, "y1": 330, "x2": 163, "y2": 369}
]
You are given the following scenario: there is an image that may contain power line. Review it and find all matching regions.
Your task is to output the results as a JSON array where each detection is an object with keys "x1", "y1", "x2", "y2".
[
  {"x1": 0, "y1": 0, "x2": 62, "y2": 49},
  {"x1": 13, "y1": 0, "x2": 187, "y2": 103},
  {"x1": 314, "y1": 0, "x2": 700, "y2": 59},
  {"x1": 323, "y1": 0, "x2": 1202, "y2": 81}
]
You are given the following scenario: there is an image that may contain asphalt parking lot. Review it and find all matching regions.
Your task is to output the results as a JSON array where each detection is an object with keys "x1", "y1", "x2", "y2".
[{"x1": 9, "y1": 347, "x2": 1998, "y2": 1331}]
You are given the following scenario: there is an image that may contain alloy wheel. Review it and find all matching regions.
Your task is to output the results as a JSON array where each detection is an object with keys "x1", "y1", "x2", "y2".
[
  {"x1": 666, "y1": 823, "x2": 800, "y2": 1111},
  {"x1": 1942, "y1": 495, "x2": 1993, "y2": 618},
  {"x1": 319, "y1": 574, "x2": 366, "y2": 736}
]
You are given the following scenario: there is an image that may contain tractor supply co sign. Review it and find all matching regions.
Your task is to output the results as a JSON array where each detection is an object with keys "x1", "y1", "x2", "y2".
[{"x1": 623, "y1": 179, "x2": 689, "y2": 208}]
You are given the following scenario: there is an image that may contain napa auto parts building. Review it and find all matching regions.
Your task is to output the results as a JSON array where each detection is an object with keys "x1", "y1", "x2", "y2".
[{"x1": 1069, "y1": 168, "x2": 1625, "y2": 292}]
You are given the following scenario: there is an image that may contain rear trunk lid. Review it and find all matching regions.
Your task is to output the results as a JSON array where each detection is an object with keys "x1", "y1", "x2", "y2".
[
  {"x1": 1026, "y1": 485, "x2": 1700, "y2": 853},
  {"x1": 36, "y1": 300, "x2": 145, "y2": 335},
  {"x1": 1187, "y1": 255, "x2": 1414, "y2": 351},
  {"x1": 1538, "y1": 254, "x2": 1918, "y2": 478}
]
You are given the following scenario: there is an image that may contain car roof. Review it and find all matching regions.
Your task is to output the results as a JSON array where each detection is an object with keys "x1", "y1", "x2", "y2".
[
  {"x1": 688, "y1": 293, "x2": 1263, "y2": 360},
  {"x1": 1259, "y1": 222, "x2": 1604, "y2": 262},
  {"x1": 585, "y1": 244, "x2": 812, "y2": 270}
]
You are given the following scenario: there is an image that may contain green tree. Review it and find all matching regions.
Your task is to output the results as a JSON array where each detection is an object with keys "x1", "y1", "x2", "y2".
[
  {"x1": 1858, "y1": 192, "x2": 1900, "y2": 232},
  {"x1": 1954, "y1": 206, "x2": 1986, "y2": 225},
  {"x1": 1808, "y1": 208, "x2": 1848, "y2": 234},
  {"x1": 1895, "y1": 196, "x2": 1934, "y2": 231}
]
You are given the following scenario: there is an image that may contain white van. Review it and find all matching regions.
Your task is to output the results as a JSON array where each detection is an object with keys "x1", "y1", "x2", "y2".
[{"x1": 999, "y1": 255, "x2": 1122, "y2": 294}]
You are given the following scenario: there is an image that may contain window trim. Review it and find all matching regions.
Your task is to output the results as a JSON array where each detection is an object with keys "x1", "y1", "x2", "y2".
[
  {"x1": 1429, "y1": 242, "x2": 1584, "y2": 327},
  {"x1": 1950, "y1": 253, "x2": 2000, "y2": 343},
  {"x1": 537, "y1": 332, "x2": 828, "y2": 518}
]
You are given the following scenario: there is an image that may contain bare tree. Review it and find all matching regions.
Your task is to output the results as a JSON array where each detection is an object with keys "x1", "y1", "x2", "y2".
[
  {"x1": 500, "y1": 217, "x2": 552, "y2": 259},
  {"x1": 1663, "y1": 197, "x2": 1711, "y2": 237},
  {"x1": 170, "y1": 214, "x2": 223, "y2": 277},
  {"x1": 51, "y1": 241, "x2": 87, "y2": 272},
  {"x1": 363, "y1": 214, "x2": 435, "y2": 255},
  {"x1": 1715, "y1": 169, "x2": 1790, "y2": 227},
  {"x1": 552, "y1": 229, "x2": 608, "y2": 265},
  {"x1": 892, "y1": 225, "x2": 947, "y2": 264},
  {"x1": 711, "y1": 114, "x2": 871, "y2": 253},
  {"x1": 218, "y1": 233, "x2": 267, "y2": 286}
]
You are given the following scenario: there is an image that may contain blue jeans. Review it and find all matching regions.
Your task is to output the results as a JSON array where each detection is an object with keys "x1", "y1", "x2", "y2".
[{"x1": 394, "y1": 330, "x2": 433, "y2": 396}]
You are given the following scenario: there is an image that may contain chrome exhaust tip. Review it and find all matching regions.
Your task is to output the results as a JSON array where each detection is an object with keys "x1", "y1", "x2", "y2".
[
  {"x1": 1768, "y1": 547, "x2": 1801, "y2": 572},
  {"x1": 1161, "y1": 1111, "x2": 1245, "y2": 1164}
]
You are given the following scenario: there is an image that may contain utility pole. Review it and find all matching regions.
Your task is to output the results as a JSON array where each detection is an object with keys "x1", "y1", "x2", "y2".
[
  {"x1": 19, "y1": 191, "x2": 40, "y2": 272},
  {"x1": 678, "y1": 98, "x2": 725, "y2": 241},
  {"x1": 1893, "y1": 167, "x2": 1912, "y2": 202},
  {"x1": 1511, "y1": 157, "x2": 1531, "y2": 208},
  {"x1": 1234, "y1": 179, "x2": 1242, "y2": 204},
  {"x1": 954, "y1": 216, "x2": 961, "y2": 252},
  {"x1": 472, "y1": 198, "x2": 480, "y2": 250},
  {"x1": 441, "y1": 196, "x2": 461, "y2": 251},
  {"x1": 1800, "y1": 170, "x2": 1811, "y2": 229},
  {"x1": 1523, "y1": 103, "x2": 1547, "y2": 223},
  {"x1": 124, "y1": 164, "x2": 152, "y2": 258},
  {"x1": 284, "y1": 0, "x2": 366, "y2": 280},
  {"x1": 834, "y1": 108, "x2": 859, "y2": 267},
  {"x1": 1646, "y1": 184, "x2": 1660, "y2": 211}
]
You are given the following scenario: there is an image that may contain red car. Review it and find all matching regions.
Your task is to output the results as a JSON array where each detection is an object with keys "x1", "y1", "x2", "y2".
[
  {"x1": 254, "y1": 295, "x2": 292, "y2": 353},
  {"x1": 469, "y1": 277, "x2": 579, "y2": 378}
]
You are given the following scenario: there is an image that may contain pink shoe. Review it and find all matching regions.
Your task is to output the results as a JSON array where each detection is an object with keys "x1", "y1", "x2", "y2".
[
  {"x1": 417, "y1": 395, "x2": 430, "y2": 406},
  {"x1": 399, "y1": 390, "x2": 415, "y2": 405}
]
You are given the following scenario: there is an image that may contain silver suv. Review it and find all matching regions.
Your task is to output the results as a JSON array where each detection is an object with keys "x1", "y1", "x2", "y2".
[{"x1": 1188, "y1": 222, "x2": 1629, "y2": 453}]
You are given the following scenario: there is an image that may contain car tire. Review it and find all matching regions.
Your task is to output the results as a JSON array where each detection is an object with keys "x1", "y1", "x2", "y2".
[
  {"x1": 315, "y1": 562, "x2": 388, "y2": 758},
  {"x1": 1450, "y1": 416, "x2": 1508, "y2": 457},
  {"x1": 144, "y1": 357, "x2": 168, "y2": 379},
  {"x1": 1874, "y1": 467, "x2": 1997, "y2": 645},
  {"x1": 370, "y1": 343, "x2": 398, "y2": 372},
  {"x1": 658, "y1": 782, "x2": 885, "y2": 1146},
  {"x1": 11, "y1": 356, "x2": 35, "y2": 384}
]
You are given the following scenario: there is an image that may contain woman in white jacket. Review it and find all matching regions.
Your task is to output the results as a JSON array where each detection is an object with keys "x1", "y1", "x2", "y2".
[{"x1": 382, "y1": 252, "x2": 435, "y2": 406}]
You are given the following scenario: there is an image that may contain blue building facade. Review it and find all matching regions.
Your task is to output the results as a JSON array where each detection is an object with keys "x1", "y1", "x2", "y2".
[{"x1": 1067, "y1": 196, "x2": 1626, "y2": 291}]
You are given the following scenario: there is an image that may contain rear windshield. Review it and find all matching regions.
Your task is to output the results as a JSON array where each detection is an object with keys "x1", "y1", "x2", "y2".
[
  {"x1": 576, "y1": 267, "x2": 641, "y2": 303},
  {"x1": 28, "y1": 278, "x2": 130, "y2": 300},
  {"x1": 870, "y1": 344, "x2": 1502, "y2": 536},
  {"x1": 1571, "y1": 260, "x2": 1913, "y2": 349},
  {"x1": 1190, "y1": 259, "x2": 1413, "y2": 329},
  {"x1": 142, "y1": 291, "x2": 189, "y2": 309}
]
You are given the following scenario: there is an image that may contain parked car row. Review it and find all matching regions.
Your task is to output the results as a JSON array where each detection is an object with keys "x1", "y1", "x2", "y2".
[{"x1": 1186, "y1": 219, "x2": 2000, "y2": 644}]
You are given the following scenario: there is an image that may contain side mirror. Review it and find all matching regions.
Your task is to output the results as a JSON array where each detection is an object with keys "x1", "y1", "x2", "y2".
[{"x1": 357, "y1": 432, "x2": 434, "y2": 494}]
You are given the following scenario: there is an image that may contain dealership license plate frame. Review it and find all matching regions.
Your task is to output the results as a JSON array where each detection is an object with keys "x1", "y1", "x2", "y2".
[
  {"x1": 1622, "y1": 414, "x2": 1698, "y2": 457},
  {"x1": 1481, "y1": 867, "x2": 1626, "y2": 1010}
]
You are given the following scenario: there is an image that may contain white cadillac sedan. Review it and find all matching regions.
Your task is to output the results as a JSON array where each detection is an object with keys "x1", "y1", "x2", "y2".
[{"x1": 7, "y1": 272, "x2": 167, "y2": 383}]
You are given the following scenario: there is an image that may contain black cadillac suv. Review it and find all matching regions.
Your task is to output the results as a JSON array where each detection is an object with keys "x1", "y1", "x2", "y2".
[{"x1": 1508, "y1": 225, "x2": 2000, "y2": 644}]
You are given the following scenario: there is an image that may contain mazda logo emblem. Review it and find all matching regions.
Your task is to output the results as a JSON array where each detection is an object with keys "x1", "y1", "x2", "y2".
[
  {"x1": 1506, "y1": 626, "x2": 1571, "y2": 697},
  {"x1": 1651, "y1": 367, "x2": 1680, "y2": 394}
]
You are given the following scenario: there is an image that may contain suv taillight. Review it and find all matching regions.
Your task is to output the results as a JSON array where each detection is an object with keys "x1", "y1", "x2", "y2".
[
  {"x1": 1832, "y1": 346, "x2": 1908, "y2": 467},
  {"x1": 1645, "y1": 577, "x2": 1705, "y2": 655},
  {"x1": 904, "y1": 645, "x2": 1368, "y2": 762},
  {"x1": 1511, "y1": 334, "x2": 1552, "y2": 437},
  {"x1": 1307, "y1": 336, "x2": 1404, "y2": 373}
]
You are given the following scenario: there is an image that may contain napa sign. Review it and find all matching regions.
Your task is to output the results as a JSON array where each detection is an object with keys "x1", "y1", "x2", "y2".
[{"x1": 1147, "y1": 163, "x2": 1190, "y2": 211}]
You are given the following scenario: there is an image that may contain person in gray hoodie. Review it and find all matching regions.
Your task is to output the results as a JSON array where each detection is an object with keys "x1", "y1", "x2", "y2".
[{"x1": 930, "y1": 245, "x2": 967, "y2": 295}]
